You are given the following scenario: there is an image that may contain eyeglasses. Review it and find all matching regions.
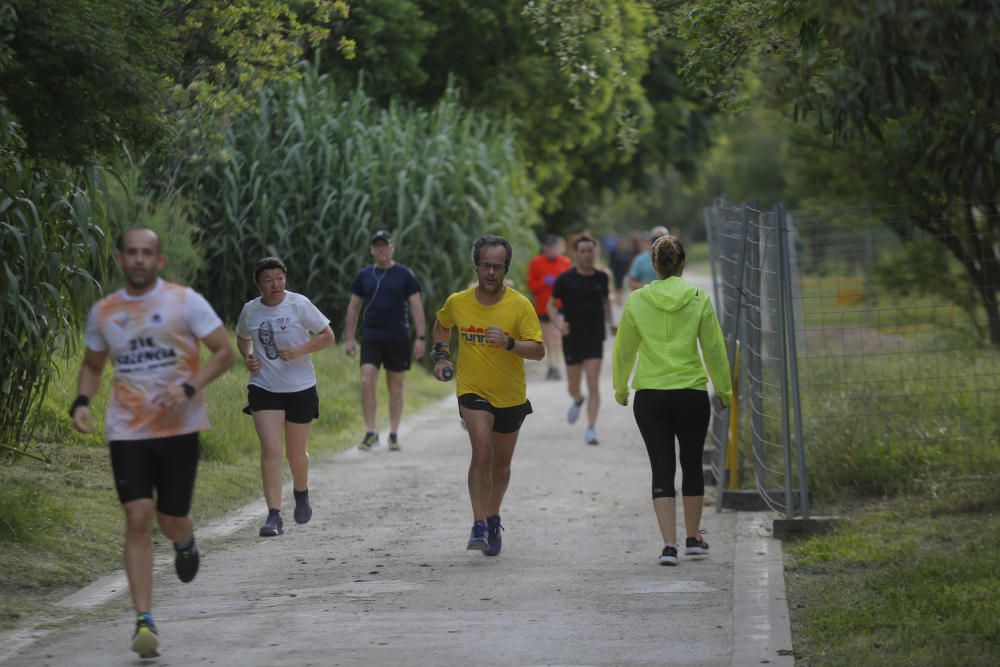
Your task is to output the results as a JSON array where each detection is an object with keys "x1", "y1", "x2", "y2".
[{"x1": 477, "y1": 262, "x2": 507, "y2": 273}]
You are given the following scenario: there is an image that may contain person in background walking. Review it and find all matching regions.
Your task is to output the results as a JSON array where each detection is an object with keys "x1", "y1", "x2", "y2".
[
  {"x1": 527, "y1": 234, "x2": 571, "y2": 380},
  {"x1": 612, "y1": 235, "x2": 732, "y2": 566},
  {"x1": 71, "y1": 228, "x2": 235, "y2": 659},
  {"x1": 237, "y1": 257, "x2": 335, "y2": 537},
  {"x1": 344, "y1": 230, "x2": 426, "y2": 451},
  {"x1": 626, "y1": 225, "x2": 669, "y2": 291},
  {"x1": 548, "y1": 235, "x2": 615, "y2": 445},
  {"x1": 432, "y1": 234, "x2": 544, "y2": 556}
]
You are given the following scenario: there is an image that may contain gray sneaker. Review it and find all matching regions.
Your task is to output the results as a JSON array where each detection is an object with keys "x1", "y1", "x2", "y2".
[
  {"x1": 567, "y1": 396, "x2": 585, "y2": 424},
  {"x1": 358, "y1": 432, "x2": 379, "y2": 451},
  {"x1": 388, "y1": 433, "x2": 401, "y2": 451},
  {"x1": 259, "y1": 509, "x2": 283, "y2": 537}
]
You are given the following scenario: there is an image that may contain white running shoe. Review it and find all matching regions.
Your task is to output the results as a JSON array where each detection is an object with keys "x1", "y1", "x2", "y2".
[{"x1": 567, "y1": 396, "x2": 585, "y2": 424}]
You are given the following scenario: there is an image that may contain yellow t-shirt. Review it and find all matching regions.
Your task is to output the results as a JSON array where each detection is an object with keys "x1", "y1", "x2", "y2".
[{"x1": 436, "y1": 286, "x2": 543, "y2": 408}]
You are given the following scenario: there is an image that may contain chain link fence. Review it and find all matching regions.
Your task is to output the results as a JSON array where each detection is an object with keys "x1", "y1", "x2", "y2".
[{"x1": 705, "y1": 201, "x2": 1000, "y2": 519}]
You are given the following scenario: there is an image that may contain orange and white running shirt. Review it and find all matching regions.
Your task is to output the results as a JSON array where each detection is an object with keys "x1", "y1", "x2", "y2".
[{"x1": 84, "y1": 279, "x2": 223, "y2": 442}]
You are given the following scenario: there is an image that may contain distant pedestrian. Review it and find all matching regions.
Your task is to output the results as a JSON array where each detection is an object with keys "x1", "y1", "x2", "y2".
[
  {"x1": 548, "y1": 235, "x2": 615, "y2": 445},
  {"x1": 71, "y1": 228, "x2": 235, "y2": 659},
  {"x1": 612, "y1": 235, "x2": 732, "y2": 566},
  {"x1": 237, "y1": 257, "x2": 335, "y2": 537},
  {"x1": 344, "y1": 230, "x2": 426, "y2": 451},
  {"x1": 431, "y1": 234, "x2": 544, "y2": 556},
  {"x1": 626, "y1": 225, "x2": 669, "y2": 290},
  {"x1": 527, "y1": 234, "x2": 572, "y2": 380}
]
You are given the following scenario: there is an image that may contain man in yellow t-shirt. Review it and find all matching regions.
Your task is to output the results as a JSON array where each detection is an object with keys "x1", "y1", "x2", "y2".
[{"x1": 432, "y1": 234, "x2": 544, "y2": 556}]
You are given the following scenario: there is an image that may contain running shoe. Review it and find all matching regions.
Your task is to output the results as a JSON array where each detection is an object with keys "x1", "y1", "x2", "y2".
[
  {"x1": 388, "y1": 433, "x2": 401, "y2": 451},
  {"x1": 585, "y1": 426, "x2": 599, "y2": 445},
  {"x1": 131, "y1": 615, "x2": 159, "y2": 659},
  {"x1": 546, "y1": 367, "x2": 561, "y2": 381},
  {"x1": 358, "y1": 432, "x2": 379, "y2": 451},
  {"x1": 259, "y1": 509, "x2": 284, "y2": 537},
  {"x1": 658, "y1": 545, "x2": 679, "y2": 566},
  {"x1": 685, "y1": 531, "x2": 710, "y2": 555},
  {"x1": 485, "y1": 515, "x2": 503, "y2": 557},
  {"x1": 567, "y1": 396, "x2": 585, "y2": 424},
  {"x1": 467, "y1": 520, "x2": 488, "y2": 551},
  {"x1": 174, "y1": 538, "x2": 199, "y2": 583},
  {"x1": 293, "y1": 489, "x2": 312, "y2": 524}
]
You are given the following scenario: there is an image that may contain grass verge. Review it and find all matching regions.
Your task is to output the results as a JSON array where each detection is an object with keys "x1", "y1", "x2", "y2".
[
  {"x1": 785, "y1": 482, "x2": 1000, "y2": 666},
  {"x1": 0, "y1": 338, "x2": 451, "y2": 630}
]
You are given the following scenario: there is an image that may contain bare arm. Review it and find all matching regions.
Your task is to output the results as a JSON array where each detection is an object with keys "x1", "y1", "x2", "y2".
[
  {"x1": 603, "y1": 296, "x2": 617, "y2": 334},
  {"x1": 483, "y1": 326, "x2": 545, "y2": 361},
  {"x1": 344, "y1": 294, "x2": 362, "y2": 357},
  {"x1": 548, "y1": 298, "x2": 569, "y2": 335},
  {"x1": 157, "y1": 325, "x2": 236, "y2": 410},
  {"x1": 431, "y1": 318, "x2": 454, "y2": 381},
  {"x1": 408, "y1": 291, "x2": 427, "y2": 360},
  {"x1": 71, "y1": 347, "x2": 109, "y2": 433},
  {"x1": 279, "y1": 325, "x2": 335, "y2": 362},
  {"x1": 236, "y1": 334, "x2": 261, "y2": 373}
]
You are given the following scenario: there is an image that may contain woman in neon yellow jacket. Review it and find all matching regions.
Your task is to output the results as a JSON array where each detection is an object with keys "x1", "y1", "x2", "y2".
[{"x1": 612, "y1": 235, "x2": 732, "y2": 566}]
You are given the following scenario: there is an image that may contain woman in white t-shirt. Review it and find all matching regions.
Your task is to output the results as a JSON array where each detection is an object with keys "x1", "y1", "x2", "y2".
[{"x1": 236, "y1": 257, "x2": 335, "y2": 537}]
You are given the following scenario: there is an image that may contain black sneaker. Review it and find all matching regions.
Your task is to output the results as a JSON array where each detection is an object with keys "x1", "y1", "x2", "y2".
[
  {"x1": 293, "y1": 489, "x2": 312, "y2": 524},
  {"x1": 659, "y1": 545, "x2": 679, "y2": 566},
  {"x1": 685, "y1": 532, "x2": 709, "y2": 555},
  {"x1": 358, "y1": 432, "x2": 379, "y2": 451},
  {"x1": 259, "y1": 509, "x2": 284, "y2": 537},
  {"x1": 174, "y1": 538, "x2": 200, "y2": 583},
  {"x1": 388, "y1": 433, "x2": 401, "y2": 451},
  {"x1": 131, "y1": 615, "x2": 159, "y2": 659},
  {"x1": 485, "y1": 515, "x2": 503, "y2": 557}
]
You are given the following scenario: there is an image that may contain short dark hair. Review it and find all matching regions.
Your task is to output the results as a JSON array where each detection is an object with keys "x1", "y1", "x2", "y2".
[
  {"x1": 472, "y1": 234, "x2": 512, "y2": 271},
  {"x1": 117, "y1": 227, "x2": 162, "y2": 254},
  {"x1": 574, "y1": 234, "x2": 597, "y2": 250},
  {"x1": 254, "y1": 256, "x2": 287, "y2": 282}
]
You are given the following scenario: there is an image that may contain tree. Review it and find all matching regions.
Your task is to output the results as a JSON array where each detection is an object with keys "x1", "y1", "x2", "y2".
[{"x1": 679, "y1": 0, "x2": 1000, "y2": 346}]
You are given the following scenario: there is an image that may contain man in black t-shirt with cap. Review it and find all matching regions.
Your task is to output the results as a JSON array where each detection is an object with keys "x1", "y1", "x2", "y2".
[
  {"x1": 548, "y1": 234, "x2": 615, "y2": 446},
  {"x1": 344, "y1": 230, "x2": 427, "y2": 451}
]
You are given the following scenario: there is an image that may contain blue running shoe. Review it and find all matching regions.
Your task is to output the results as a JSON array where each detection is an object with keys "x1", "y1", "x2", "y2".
[
  {"x1": 485, "y1": 515, "x2": 503, "y2": 556},
  {"x1": 567, "y1": 396, "x2": 585, "y2": 424},
  {"x1": 131, "y1": 614, "x2": 159, "y2": 659},
  {"x1": 467, "y1": 520, "x2": 488, "y2": 551}
]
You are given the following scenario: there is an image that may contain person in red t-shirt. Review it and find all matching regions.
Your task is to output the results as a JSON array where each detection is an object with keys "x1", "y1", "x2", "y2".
[{"x1": 527, "y1": 234, "x2": 572, "y2": 380}]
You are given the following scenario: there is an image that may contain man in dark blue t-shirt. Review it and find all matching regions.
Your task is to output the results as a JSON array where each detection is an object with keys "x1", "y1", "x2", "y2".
[{"x1": 345, "y1": 230, "x2": 426, "y2": 451}]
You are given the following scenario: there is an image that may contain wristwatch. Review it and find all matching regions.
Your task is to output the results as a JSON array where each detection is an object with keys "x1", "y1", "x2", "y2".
[
  {"x1": 417, "y1": 335, "x2": 426, "y2": 340},
  {"x1": 181, "y1": 382, "x2": 196, "y2": 399},
  {"x1": 505, "y1": 336, "x2": 516, "y2": 351}
]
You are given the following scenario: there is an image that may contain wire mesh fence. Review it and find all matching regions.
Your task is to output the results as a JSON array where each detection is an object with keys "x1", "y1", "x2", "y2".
[{"x1": 705, "y1": 201, "x2": 1000, "y2": 518}]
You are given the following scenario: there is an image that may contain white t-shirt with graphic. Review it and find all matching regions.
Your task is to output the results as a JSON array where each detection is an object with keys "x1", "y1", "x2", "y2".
[
  {"x1": 84, "y1": 279, "x2": 224, "y2": 442},
  {"x1": 236, "y1": 291, "x2": 331, "y2": 393}
]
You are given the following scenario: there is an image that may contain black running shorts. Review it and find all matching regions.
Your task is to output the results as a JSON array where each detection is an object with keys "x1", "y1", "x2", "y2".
[
  {"x1": 458, "y1": 393, "x2": 533, "y2": 434},
  {"x1": 360, "y1": 339, "x2": 411, "y2": 372},
  {"x1": 247, "y1": 384, "x2": 319, "y2": 424},
  {"x1": 562, "y1": 330, "x2": 605, "y2": 365},
  {"x1": 109, "y1": 433, "x2": 200, "y2": 516}
]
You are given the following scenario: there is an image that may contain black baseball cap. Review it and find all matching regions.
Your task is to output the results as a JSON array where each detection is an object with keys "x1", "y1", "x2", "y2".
[{"x1": 370, "y1": 230, "x2": 392, "y2": 244}]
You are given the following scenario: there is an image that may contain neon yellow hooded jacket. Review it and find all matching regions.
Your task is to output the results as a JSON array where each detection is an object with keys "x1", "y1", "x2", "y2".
[{"x1": 613, "y1": 276, "x2": 732, "y2": 406}]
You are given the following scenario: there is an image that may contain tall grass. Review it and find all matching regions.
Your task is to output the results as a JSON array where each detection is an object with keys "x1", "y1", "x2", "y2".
[{"x1": 173, "y1": 62, "x2": 541, "y2": 325}]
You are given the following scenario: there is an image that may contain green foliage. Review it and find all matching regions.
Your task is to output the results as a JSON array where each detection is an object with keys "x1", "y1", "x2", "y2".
[
  {"x1": 0, "y1": 162, "x2": 111, "y2": 453},
  {"x1": 0, "y1": 477, "x2": 71, "y2": 544},
  {"x1": 173, "y1": 63, "x2": 539, "y2": 324}
]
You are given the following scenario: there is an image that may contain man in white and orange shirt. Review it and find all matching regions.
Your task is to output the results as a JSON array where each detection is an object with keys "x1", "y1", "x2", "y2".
[{"x1": 70, "y1": 228, "x2": 234, "y2": 660}]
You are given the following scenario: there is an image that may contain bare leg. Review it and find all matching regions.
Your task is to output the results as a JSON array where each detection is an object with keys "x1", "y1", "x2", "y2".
[
  {"x1": 386, "y1": 371, "x2": 405, "y2": 434},
  {"x1": 122, "y1": 499, "x2": 156, "y2": 613},
  {"x1": 284, "y1": 420, "x2": 313, "y2": 492},
  {"x1": 541, "y1": 320, "x2": 561, "y2": 371},
  {"x1": 158, "y1": 512, "x2": 193, "y2": 546},
  {"x1": 460, "y1": 406, "x2": 495, "y2": 521},
  {"x1": 565, "y1": 363, "x2": 584, "y2": 403},
  {"x1": 253, "y1": 410, "x2": 286, "y2": 510},
  {"x1": 487, "y1": 430, "x2": 519, "y2": 516},
  {"x1": 682, "y1": 495, "x2": 704, "y2": 539},
  {"x1": 360, "y1": 363, "x2": 379, "y2": 432},
  {"x1": 652, "y1": 497, "x2": 678, "y2": 545},
  {"x1": 583, "y1": 358, "x2": 602, "y2": 427}
]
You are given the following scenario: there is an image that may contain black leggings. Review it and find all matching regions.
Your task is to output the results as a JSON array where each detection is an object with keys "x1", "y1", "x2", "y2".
[{"x1": 633, "y1": 389, "x2": 711, "y2": 499}]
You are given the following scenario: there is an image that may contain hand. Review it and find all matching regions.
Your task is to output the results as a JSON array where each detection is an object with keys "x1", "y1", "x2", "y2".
[
  {"x1": 543, "y1": 275, "x2": 555, "y2": 286},
  {"x1": 246, "y1": 353, "x2": 262, "y2": 373},
  {"x1": 715, "y1": 395, "x2": 728, "y2": 411},
  {"x1": 484, "y1": 326, "x2": 507, "y2": 348},
  {"x1": 155, "y1": 384, "x2": 189, "y2": 411},
  {"x1": 434, "y1": 360, "x2": 454, "y2": 381},
  {"x1": 344, "y1": 340, "x2": 357, "y2": 358},
  {"x1": 610, "y1": 324, "x2": 618, "y2": 335},
  {"x1": 71, "y1": 405, "x2": 95, "y2": 433},
  {"x1": 557, "y1": 320, "x2": 570, "y2": 336},
  {"x1": 278, "y1": 346, "x2": 303, "y2": 362},
  {"x1": 412, "y1": 339, "x2": 426, "y2": 360},
  {"x1": 615, "y1": 393, "x2": 629, "y2": 407}
]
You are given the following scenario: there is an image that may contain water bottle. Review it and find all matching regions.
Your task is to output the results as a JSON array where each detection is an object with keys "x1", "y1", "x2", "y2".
[{"x1": 442, "y1": 366, "x2": 454, "y2": 381}]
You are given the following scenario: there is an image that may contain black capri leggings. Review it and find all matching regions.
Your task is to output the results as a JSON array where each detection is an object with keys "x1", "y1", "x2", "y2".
[{"x1": 633, "y1": 389, "x2": 711, "y2": 499}]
